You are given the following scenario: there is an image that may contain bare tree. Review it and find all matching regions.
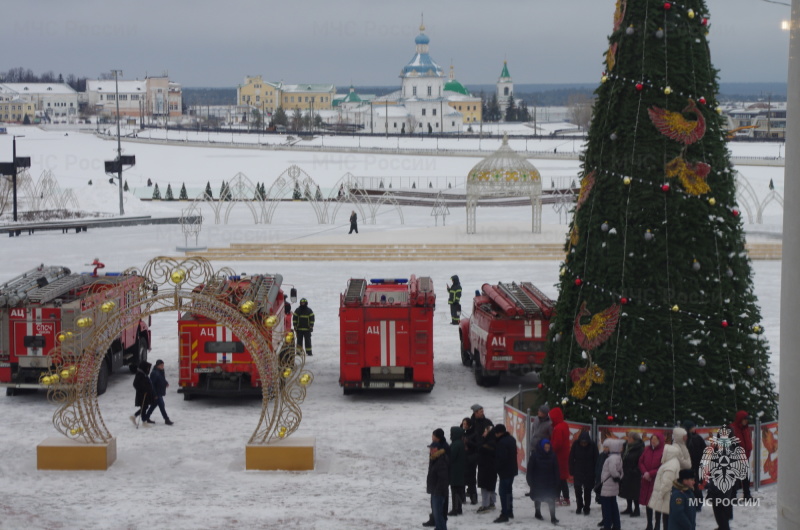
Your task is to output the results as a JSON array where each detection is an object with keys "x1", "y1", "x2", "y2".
[
  {"x1": 568, "y1": 93, "x2": 594, "y2": 131},
  {"x1": 406, "y1": 115, "x2": 418, "y2": 134},
  {"x1": 291, "y1": 108, "x2": 304, "y2": 131}
]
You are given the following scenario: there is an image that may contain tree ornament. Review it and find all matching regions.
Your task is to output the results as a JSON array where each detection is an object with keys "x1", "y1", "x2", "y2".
[
  {"x1": 692, "y1": 259, "x2": 701, "y2": 271},
  {"x1": 626, "y1": 25, "x2": 635, "y2": 35},
  {"x1": 698, "y1": 97, "x2": 707, "y2": 105},
  {"x1": 716, "y1": 106, "x2": 723, "y2": 115},
  {"x1": 561, "y1": 398, "x2": 569, "y2": 406},
  {"x1": 732, "y1": 209, "x2": 740, "y2": 217},
  {"x1": 644, "y1": 229, "x2": 654, "y2": 242},
  {"x1": 726, "y1": 267, "x2": 734, "y2": 278},
  {"x1": 655, "y1": 28, "x2": 664, "y2": 39},
  {"x1": 665, "y1": 157, "x2": 712, "y2": 196},
  {"x1": 649, "y1": 99, "x2": 706, "y2": 145},
  {"x1": 601, "y1": 222, "x2": 610, "y2": 232},
  {"x1": 623, "y1": 176, "x2": 632, "y2": 185},
  {"x1": 721, "y1": 320, "x2": 729, "y2": 328},
  {"x1": 746, "y1": 366, "x2": 755, "y2": 376},
  {"x1": 574, "y1": 278, "x2": 583, "y2": 286},
  {"x1": 607, "y1": 414, "x2": 616, "y2": 421},
  {"x1": 620, "y1": 297, "x2": 629, "y2": 305},
  {"x1": 553, "y1": 332, "x2": 562, "y2": 343},
  {"x1": 601, "y1": 75, "x2": 609, "y2": 83},
  {"x1": 661, "y1": 183, "x2": 670, "y2": 192},
  {"x1": 537, "y1": 383, "x2": 544, "y2": 389},
  {"x1": 672, "y1": 305, "x2": 680, "y2": 312},
  {"x1": 560, "y1": 267, "x2": 566, "y2": 277},
  {"x1": 753, "y1": 325, "x2": 763, "y2": 334},
  {"x1": 636, "y1": 83, "x2": 644, "y2": 91},
  {"x1": 574, "y1": 303, "x2": 621, "y2": 351},
  {"x1": 639, "y1": 362, "x2": 647, "y2": 373},
  {"x1": 698, "y1": 356, "x2": 707, "y2": 367},
  {"x1": 701, "y1": 18, "x2": 709, "y2": 26},
  {"x1": 663, "y1": 2, "x2": 672, "y2": 10},
  {"x1": 610, "y1": 132, "x2": 618, "y2": 141},
  {"x1": 687, "y1": 8, "x2": 695, "y2": 18},
  {"x1": 663, "y1": 86, "x2": 672, "y2": 95},
  {"x1": 708, "y1": 197, "x2": 716, "y2": 206}
]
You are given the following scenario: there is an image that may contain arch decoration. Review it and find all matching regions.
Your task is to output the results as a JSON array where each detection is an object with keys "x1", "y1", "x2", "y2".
[{"x1": 39, "y1": 257, "x2": 313, "y2": 446}]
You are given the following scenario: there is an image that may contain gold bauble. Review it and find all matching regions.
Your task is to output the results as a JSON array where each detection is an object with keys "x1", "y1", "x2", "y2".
[
  {"x1": 41, "y1": 376, "x2": 52, "y2": 385},
  {"x1": 264, "y1": 316, "x2": 278, "y2": 328},
  {"x1": 300, "y1": 373, "x2": 312, "y2": 386},
  {"x1": 278, "y1": 426, "x2": 287, "y2": 438},
  {"x1": 57, "y1": 333, "x2": 67, "y2": 342},
  {"x1": 687, "y1": 9, "x2": 695, "y2": 19},
  {"x1": 50, "y1": 374, "x2": 59, "y2": 383},
  {"x1": 282, "y1": 368, "x2": 292, "y2": 379},
  {"x1": 561, "y1": 398, "x2": 569, "y2": 406},
  {"x1": 623, "y1": 177, "x2": 631, "y2": 185},
  {"x1": 171, "y1": 269, "x2": 187, "y2": 284},
  {"x1": 60, "y1": 369, "x2": 70, "y2": 379},
  {"x1": 70, "y1": 429, "x2": 78, "y2": 435},
  {"x1": 240, "y1": 300, "x2": 255, "y2": 314},
  {"x1": 708, "y1": 197, "x2": 716, "y2": 206},
  {"x1": 76, "y1": 318, "x2": 87, "y2": 328},
  {"x1": 601, "y1": 75, "x2": 608, "y2": 84},
  {"x1": 100, "y1": 301, "x2": 116, "y2": 313},
  {"x1": 285, "y1": 332, "x2": 294, "y2": 343},
  {"x1": 672, "y1": 305, "x2": 680, "y2": 312},
  {"x1": 66, "y1": 331, "x2": 73, "y2": 339},
  {"x1": 664, "y1": 86, "x2": 672, "y2": 95}
]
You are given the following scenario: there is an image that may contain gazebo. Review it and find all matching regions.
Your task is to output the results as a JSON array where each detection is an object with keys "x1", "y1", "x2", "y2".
[{"x1": 466, "y1": 135, "x2": 542, "y2": 233}]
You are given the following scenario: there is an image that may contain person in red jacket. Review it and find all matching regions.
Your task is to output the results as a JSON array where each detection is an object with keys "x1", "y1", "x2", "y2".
[
  {"x1": 549, "y1": 407, "x2": 571, "y2": 506},
  {"x1": 730, "y1": 410, "x2": 753, "y2": 499}
]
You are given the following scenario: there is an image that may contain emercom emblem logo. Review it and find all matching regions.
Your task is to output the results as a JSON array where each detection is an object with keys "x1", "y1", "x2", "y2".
[{"x1": 699, "y1": 426, "x2": 749, "y2": 493}]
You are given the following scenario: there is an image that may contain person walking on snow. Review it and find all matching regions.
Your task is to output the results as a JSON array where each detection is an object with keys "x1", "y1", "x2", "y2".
[
  {"x1": 569, "y1": 430, "x2": 598, "y2": 516},
  {"x1": 447, "y1": 275, "x2": 462, "y2": 325},
  {"x1": 549, "y1": 407, "x2": 571, "y2": 506},
  {"x1": 292, "y1": 298, "x2": 315, "y2": 356},
  {"x1": 349, "y1": 210, "x2": 358, "y2": 234},
  {"x1": 149, "y1": 359, "x2": 173, "y2": 426},
  {"x1": 493, "y1": 424, "x2": 518, "y2": 523},
  {"x1": 599, "y1": 438, "x2": 625, "y2": 530},
  {"x1": 427, "y1": 438, "x2": 450, "y2": 530},
  {"x1": 131, "y1": 361, "x2": 155, "y2": 426},
  {"x1": 527, "y1": 438, "x2": 560, "y2": 524}
]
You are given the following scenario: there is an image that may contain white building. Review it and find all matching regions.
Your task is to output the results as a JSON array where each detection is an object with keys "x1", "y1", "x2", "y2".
[
  {"x1": 497, "y1": 61, "x2": 513, "y2": 111},
  {"x1": 85, "y1": 76, "x2": 182, "y2": 122},
  {"x1": 0, "y1": 83, "x2": 79, "y2": 123}
]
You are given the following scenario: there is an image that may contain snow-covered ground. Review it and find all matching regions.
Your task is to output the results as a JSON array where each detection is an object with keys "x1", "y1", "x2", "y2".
[{"x1": 0, "y1": 126, "x2": 782, "y2": 529}]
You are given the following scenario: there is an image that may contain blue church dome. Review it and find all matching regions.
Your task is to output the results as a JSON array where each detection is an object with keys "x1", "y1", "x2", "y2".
[{"x1": 415, "y1": 33, "x2": 430, "y2": 45}]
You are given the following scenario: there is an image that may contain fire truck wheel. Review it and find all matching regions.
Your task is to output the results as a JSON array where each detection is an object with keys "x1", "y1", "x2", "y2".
[
  {"x1": 97, "y1": 362, "x2": 110, "y2": 396},
  {"x1": 129, "y1": 338, "x2": 148, "y2": 374},
  {"x1": 6, "y1": 388, "x2": 17, "y2": 397},
  {"x1": 183, "y1": 393, "x2": 195, "y2": 401},
  {"x1": 473, "y1": 360, "x2": 500, "y2": 387},
  {"x1": 460, "y1": 341, "x2": 472, "y2": 367}
]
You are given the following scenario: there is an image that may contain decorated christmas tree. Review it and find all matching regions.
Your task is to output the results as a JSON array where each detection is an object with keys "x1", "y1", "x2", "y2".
[{"x1": 540, "y1": 0, "x2": 777, "y2": 426}]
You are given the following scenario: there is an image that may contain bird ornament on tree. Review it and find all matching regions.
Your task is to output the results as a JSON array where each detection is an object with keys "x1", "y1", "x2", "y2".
[
  {"x1": 567, "y1": 302, "x2": 620, "y2": 399},
  {"x1": 648, "y1": 98, "x2": 707, "y2": 146},
  {"x1": 665, "y1": 157, "x2": 711, "y2": 196}
]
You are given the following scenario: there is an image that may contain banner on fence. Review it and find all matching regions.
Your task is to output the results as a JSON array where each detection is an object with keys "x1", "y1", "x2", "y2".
[{"x1": 759, "y1": 421, "x2": 778, "y2": 486}]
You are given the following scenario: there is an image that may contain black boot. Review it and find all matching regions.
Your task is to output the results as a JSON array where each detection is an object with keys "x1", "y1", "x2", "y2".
[
  {"x1": 470, "y1": 492, "x2": 478, "y2": 505},
  {"x1": 422, "y1": 514, "x2": 435, "y2": 527},
  {"x1": 632, "y1": 504, "x2": 641, "y2": 517},
  {"x1": 535, "y1": 510, "x2": 543, "y2": 520}
]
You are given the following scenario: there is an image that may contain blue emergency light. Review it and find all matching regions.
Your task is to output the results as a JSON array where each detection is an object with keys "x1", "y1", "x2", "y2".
[{"x1": 370, "y1": 278, "x2": 408, "y2": 284}]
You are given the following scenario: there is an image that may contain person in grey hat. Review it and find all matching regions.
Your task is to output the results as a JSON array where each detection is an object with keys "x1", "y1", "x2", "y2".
[
  {"x1": 465, "y1": 404, "x2": 493, "y2": 505},
  {"x1": 525, "y1": 404, "x2": 553, "y2": 497}
]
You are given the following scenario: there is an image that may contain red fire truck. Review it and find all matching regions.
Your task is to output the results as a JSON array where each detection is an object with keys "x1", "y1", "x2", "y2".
[
  {"x1": 459, "y1": 281, "x2": 554, "y2": 387},
  {"x1": 339, "y1": 277, "x2": 436, "y2": 394},
  {"x1": 0, "y1": 264, "x2": 151, "y2": 396},
  {"x1": 177, "y1": 274, "x2": 291, "y2": 400}
]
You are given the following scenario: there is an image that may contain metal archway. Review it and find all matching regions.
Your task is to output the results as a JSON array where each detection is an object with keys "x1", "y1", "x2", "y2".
[{"x1": 40, "y1": 257, "x2": 312, "y2": 446}]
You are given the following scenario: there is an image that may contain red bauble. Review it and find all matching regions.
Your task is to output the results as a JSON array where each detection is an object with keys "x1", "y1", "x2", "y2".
[
  {"x1": 662, "y1": 184, "x2": 670, "y2": 192},
  {"x1": 721, "y1": 320, "x2": 729, "y2": 328},
  {"x1": 635, "y1": 83, "x2": 644, "y2": 91},
  {"x1": 537, "y1": 383, "x2": 544, "y2": 390},
  {"x1": 620, "y1": 297, "x2": 629, "y2": 305},
  {"x1": 698, "y1": 97, "x2": 707, "y2": 105},
  {"x1": 574, "y1": 278, "x2": 583, "y2": 286},
  {"x1": 701, "y1": 18, "x2": 708, "y2": 26},
  {"x1": 663, "y1": 2, "x2": 672, "y2": 10},
  {"x1": 607, "y1": 415, "x2": 615, "y2": 422},
  {"x1": 732, "y1": 209, "x2": 740, "y2": 217}
]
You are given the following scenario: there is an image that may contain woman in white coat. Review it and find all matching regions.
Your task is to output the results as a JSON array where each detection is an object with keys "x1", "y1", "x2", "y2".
[
  {"x1": 671, "y1": 427, "x2": 692, "y2": 471},
  {"x1": 599, "y1": 438, "x2": 625, "y2": 530},
  {"x1": 647, "y1": 443, "x2": 682, "y2": 527}
]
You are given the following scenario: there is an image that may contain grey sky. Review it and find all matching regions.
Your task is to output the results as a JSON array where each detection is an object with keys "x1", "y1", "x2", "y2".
[{"x1": 2, "y1": 0, "x2": 791, "y2": 88}]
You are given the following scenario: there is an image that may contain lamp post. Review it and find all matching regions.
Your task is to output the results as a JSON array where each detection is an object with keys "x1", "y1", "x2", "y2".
[
  {"x1": 10, "y1": 135, "x2": 30, "y2": 222},
  {"x1": 112, "y1": 69, "x2": 124, "y2": 215}
]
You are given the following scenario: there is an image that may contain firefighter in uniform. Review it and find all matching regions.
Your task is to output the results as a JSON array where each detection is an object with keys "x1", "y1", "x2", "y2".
[
  {"x1": 447, "y1": 275, "x2": 462, "y2": 325},
  {"x1": 292, "y1": 298, "x2": 315, "y2": 356}
]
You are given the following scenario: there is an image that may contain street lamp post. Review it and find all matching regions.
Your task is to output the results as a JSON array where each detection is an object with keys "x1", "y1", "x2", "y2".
[{"x1": 112, "y1": 69, "x2": 124, "y2": 215}]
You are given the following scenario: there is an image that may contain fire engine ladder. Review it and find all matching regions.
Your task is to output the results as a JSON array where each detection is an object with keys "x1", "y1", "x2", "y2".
[
  {"x1": 179, "y1": 331, "x2": 193, "y2": 382},
  {"x1": 27, "y1": 274, "x2": 91, "y2": 305},
  {"x1": 498, "y1": 282, "x2": 543, "y2": 316},
  {"x1": 241, "y1": 274, "x2": 283, "y2": 310},
  {"x1": 344, "y1": 279, "x2": 367, "y2": 304},
  {"x1": 520, "y1": 282, "x2": 555, "y2": 310},
  {"x1": 0, "y1": 265, "x2": 71, "y2": 307}
]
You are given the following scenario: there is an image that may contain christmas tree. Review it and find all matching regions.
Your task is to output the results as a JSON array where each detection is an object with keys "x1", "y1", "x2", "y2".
[
  {"x1": 204, "y1": 181, "x2": 213, "y2": 200},
  {"x1": 540, "y1": 0, "x2": 777, "y2": 426},
  {"x1": 151, "y1": 183, "x2": 161, "y2": 200},
  {"x1": 165, "y1": 184, "x2": 174, "y2": 201},
  {"x1": 179, "y1": 183, "x2": 188, "y2": 200}
]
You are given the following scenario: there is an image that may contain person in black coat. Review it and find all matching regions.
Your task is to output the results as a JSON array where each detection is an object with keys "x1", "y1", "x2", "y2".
[
  {"x1": 527, "y1": 438, "x2": 560, "y2": 524},
  {"x1": 149, "y1": 360, "x2": 173, "y2": 426},
  {"x1": 426, "y1": 440, "x2": 450, "y2": 530},
  {"x1": 448, "y1": 425, "x2": 466, "y2": 516},
  {"x1": 683, "y1": 420, "x2": 707, "y2": 507},
  {"x1": 493, "y1": 424, "x2": 518, "y2": 523},
  {"x1": 569, "y1": 430, "x2": 598, "y2": 515},
  {"x1": 465, "y1": 404, "x2": 493, "y2": 505},
  {"x1": 348, "y1": 210, "x2": 358, "y2": 234},
  {"x1": 131, "y1": 361, "x2": 155, "y2": 426},
  {"x1": 476, "y1": 424, "x2": 498, "y2": 513},
  {"x1": 620, "y1": 432, "x2": 645, "y2": 517},
  {"x1": 292, "y1": 298, "x2": 315, "y2": 356}
]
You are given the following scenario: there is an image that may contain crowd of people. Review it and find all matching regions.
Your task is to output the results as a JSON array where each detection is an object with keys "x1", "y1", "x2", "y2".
[{"x1": 424, "y1": 405, "x2": 755, "y2": 530}]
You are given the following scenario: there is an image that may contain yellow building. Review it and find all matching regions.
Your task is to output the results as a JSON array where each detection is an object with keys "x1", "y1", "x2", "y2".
[
  {"x1": 0, "y1": 99, "x2": 36, "y2": 123},
  {"x1": 237, "y1": 76, "x2": 335, "y2": 115},
  {"x1": 444, "y1": 66, "x2": 482, "y2": 124}
]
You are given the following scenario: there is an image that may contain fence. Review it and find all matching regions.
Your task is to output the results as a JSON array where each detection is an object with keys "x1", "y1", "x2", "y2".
[{"x1": 504, "y1": 387, "x2": 777, "y2": 489}]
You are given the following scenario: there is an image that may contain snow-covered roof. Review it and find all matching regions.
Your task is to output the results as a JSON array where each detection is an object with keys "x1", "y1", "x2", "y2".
[
  {"x1": 86, "y1": 80, "x2": 146, "y2": 93},
  {"x1": 1, "y1": 83, "x2": 77, "y2": 95},
  {"x1": 281, "y1": 84, "x2": 336, "y2": 93}
]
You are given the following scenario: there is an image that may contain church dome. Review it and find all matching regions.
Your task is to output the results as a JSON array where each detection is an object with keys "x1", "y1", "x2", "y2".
[
  {"x1": 415, "y1": 32, "x2": 430, "y2": 45},
  {"x1": 444, "y1": 79, "x2": 469, "y2": 95},
  {"x1": 468, "y1": 135, "x2": 541, "y2": 183}
]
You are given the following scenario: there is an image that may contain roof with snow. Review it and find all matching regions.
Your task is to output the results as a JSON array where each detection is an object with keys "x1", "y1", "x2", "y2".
[
  {"x1": 1, "y1": 83, "x2": 77, "y2": 95},
  {"x1": 86, "y1": 80, "x2": 146, "y2": 93},
  {"x1": 281, "y1": 84, "x2": 336, "y2": 93},
  {"x1": 402, "y1": 26, "x2": 444, "y2": 78}
]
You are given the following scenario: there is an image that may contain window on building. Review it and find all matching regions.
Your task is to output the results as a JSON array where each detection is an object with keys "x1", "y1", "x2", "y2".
[
  {"x1": 256, "y1": 96, "x2": 260, "y2": 102},
  {"x1": 504, "y1": 87, "x2": 509, "y2": 96},
  {"x1": 433, "y1": 109, "x2": 436, "y2": 116},
  {"x1": 422, "y1": 109, "x2": 426, "y2": 116},
  {"x1": 291, "y1": 97, "x2": 295, "y2": 102},
  {"x1": 393, "y1": 122, "x2": 397, "y2": 128},
  {"x1": 119, "y1": 95, "x2": 127, "y2": 100},
  {"x1": 427, "y1": 86, "x2": 432, "y2": 96},
  {"x1": 413, "y1": 87, "x2": 417, "y2": 96},
  {"x1": 452, "y1": 121, "x2": 455, "y2": 126},
  {"x1": 435, "y1": 123, "x2": 438, "y2": 127},
  {"x1": 107, "y1": 95, "x2": 115, "y2": 101}
]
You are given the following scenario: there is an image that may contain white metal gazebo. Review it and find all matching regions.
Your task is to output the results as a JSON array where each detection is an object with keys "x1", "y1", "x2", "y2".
[{"x1": 466, "y1": 135, "x2": 542, "y2": 233}]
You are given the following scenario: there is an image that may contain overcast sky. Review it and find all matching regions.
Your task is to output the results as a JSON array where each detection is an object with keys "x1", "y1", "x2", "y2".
[{"x1": 1, "y1": 0, "x2": 792, "y2": 88}]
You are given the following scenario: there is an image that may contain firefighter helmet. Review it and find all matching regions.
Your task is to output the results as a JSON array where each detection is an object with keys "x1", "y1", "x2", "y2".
[{"x1": 300, "y1": 298, "x2": 308, "y2": 305}]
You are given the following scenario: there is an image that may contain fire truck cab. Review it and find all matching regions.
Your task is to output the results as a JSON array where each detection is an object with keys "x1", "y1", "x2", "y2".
[
  {"x1": 0, "y1": 264, "x2": 151, "y2": 396},
  {"x1": 177, "y1": 274, "x2": 290, "y2": 400},
  {"x1": 459, "y1": 281, "x2": 554, "y2": 387},
  {"x1": 339, "y1": 276, "x2": 436, "y2": 394}
]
